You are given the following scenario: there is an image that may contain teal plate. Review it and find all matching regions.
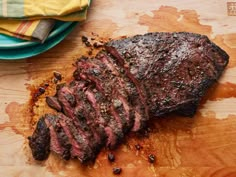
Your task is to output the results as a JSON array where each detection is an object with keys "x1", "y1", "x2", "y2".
[
  {"x1": 0, "y1": 21, "x2": 73, "y2": 49},
  {"x1": 0, "y1": 22, "x2": 77, "y2": 60}
]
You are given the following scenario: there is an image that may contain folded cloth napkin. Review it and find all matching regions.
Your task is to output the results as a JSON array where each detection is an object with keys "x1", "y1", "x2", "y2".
[
  {"x1": 0, "y1": 0, "x2": 90, "y2": 42},
  {"x1": 0, "y1": 19, "x2": 55, "y2": 41}
]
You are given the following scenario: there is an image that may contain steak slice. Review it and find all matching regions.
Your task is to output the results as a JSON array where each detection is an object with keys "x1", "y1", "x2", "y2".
[
  {"x1": 45, "y1": 114, "x2": 71, "y2": 160},
  {"x1": 28, "y1": 117, "x2": 50, "y2": 161},
  {"x1": 57, "y1": 85, "x2": 76, "y2": 118},
  {"x1": 106, "y1": 32, "x2": 229, "y2": 117}
]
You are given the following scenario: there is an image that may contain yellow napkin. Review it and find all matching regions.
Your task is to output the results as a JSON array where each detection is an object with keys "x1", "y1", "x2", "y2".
[
  {"x1": 0, "y1": 0, "x2": 90, "y2": 41},
  {"x1": 0, "y1": 19, "x2": 54, "y2": 41}
]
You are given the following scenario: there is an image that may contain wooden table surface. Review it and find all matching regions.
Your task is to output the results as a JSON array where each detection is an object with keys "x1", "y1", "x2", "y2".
[{"x1": 0, "y1": 0, "x2": 236, "y2": 176}]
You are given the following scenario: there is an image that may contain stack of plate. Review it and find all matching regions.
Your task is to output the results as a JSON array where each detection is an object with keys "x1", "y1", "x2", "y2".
[{"x1": 0, "y1": 21, "x2": 78, "y2": 60}]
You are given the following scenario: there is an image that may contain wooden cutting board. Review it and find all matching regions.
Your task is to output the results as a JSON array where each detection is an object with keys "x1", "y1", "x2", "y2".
[{"x1": 0, "y1": 0, "x2": 236, "y2": 176}]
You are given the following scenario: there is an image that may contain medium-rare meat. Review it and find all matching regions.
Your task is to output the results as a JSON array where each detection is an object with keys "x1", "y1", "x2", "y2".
[
  {"x1": 84, "y1": 87, "x2": 124, "y2": 148},
  {"x1": 57, "y1": 113, "x2": 94, "y2": 162},
  {"x1": 72, "y1": 81, "x2": 107, "y2": 151},
  {"x1": 29, "y1": 32, "x2": 229, "y2": 162},
  {"x1": 57, "y1": 86, "x2": 76, "y2": 118},
  {"x1": 74, "y1": 54, "x2": 136, "y2": 132},
  {"x1": 45, "y1": 114, "x2": 71, "y2": 160},
  {"x1": 97, "y1": 52, "x2": 147, "y2": 131},
  {"x1": 101, "y1": 49, "x2": 149, "y2": 131}
]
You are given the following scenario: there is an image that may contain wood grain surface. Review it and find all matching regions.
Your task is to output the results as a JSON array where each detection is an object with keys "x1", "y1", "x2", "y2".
[{"x1": 0, "y1": 0, "x2": 236, "y2": 176}]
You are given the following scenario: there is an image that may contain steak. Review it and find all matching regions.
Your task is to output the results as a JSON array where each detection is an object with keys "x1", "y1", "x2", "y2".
[
  {"x1": 29, "y1": 32, "x2": 229, "y2": 162},
  {"x1": 106, "y1": 32, "x2": 229, "y2": 117}
]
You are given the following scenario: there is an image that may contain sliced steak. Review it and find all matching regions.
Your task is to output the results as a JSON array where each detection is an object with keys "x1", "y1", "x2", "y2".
[
  {"x1": 73, "y1": 105, "x2": 104, "y2": 156},
  {"x1": 57, "y1": 113, "x2": 94, "y2": 162},
  {"x1": 28, "y1": 117, "x2": 50, "y2": 161},
  {"x1": 84, "y1": 87, "x2": 124, "y2": 149},
  {"x1": 98, "y1": 51, "x2": 148, "y2": 131},
  {"x1": 76, "y1": 57, "x2": 132, "y2": 130},
  {"x1": 68, "y1": 79, "x2": 124, "y2": 149},
  {"x1": 30, "y1": 32, "x2": 229, "y2": 163},
  {"x1": 75, "y1": 54, "x2": 144, "y2": 132},
  {"x1": 73, "y1": 81, "x2": 107, "y2": 150}
]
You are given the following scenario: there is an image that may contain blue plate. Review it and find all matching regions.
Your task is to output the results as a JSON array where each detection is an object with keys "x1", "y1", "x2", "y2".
[
  {"x1": 0, "y1": 22, "x2": 78, "y2": 60},
  {"x1": 0, "y1": 21, "x2": 73, "y2": 49}
]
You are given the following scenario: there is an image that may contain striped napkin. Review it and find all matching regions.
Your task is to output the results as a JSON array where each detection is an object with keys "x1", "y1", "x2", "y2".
[{"x1": 0, "y1": 0, "x2": 90, "y2": 42}]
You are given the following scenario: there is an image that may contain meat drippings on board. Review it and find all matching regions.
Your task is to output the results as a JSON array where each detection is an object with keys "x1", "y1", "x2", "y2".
[{"x1": 28, "y1": 32, "x2": 229, "y2": 163}]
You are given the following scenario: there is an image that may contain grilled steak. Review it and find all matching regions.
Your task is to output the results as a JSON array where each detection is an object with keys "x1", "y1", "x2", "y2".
[
  {"x1": 106, "y1": 32, "x2": 229, "y2": 117},
  {"x1": 29, "y1": 32, "x2": 229, "y2": 162}
]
